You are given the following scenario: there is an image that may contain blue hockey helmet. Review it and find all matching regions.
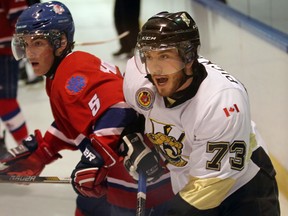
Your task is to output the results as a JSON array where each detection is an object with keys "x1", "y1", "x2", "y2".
[{"x1": 12, "y1": 1, "x2": 75, "y2": 60}]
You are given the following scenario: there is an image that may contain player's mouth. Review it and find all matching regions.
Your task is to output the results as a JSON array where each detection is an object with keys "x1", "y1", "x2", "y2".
[
  {"x1": 29, "y1": 61, "x2": 42, "y2": 75},
  {"x1": 154, "y1": 76, "x2": 169, "y2": 86},
  {"x1": 30, "y1": 61, "x2": 39, "y2": 68}
]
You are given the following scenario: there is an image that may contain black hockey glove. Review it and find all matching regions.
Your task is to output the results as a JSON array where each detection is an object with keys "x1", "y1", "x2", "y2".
[{"x1": 122, "y1": 133, "x2": 164, "y2": 182}]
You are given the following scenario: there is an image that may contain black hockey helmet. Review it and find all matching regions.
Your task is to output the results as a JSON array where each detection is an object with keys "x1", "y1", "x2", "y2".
[{"x1": 134, "y1": 11, "x2": 200, "y2": 75}]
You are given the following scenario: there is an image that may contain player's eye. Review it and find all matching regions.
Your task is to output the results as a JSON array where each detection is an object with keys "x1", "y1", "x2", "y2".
[
  {"x1": 32, "y1": 40, "x2": 45, "y2": 47},
  {"x1": 145, "y1": 53, "x2": 152, "y2": 60},
  {"x1": 159, "y1": 54, "x2": 169, "y2": 60}
]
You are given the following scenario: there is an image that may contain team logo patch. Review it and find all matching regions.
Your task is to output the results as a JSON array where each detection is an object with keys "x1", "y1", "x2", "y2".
[
  {"x1": 53, "y1": 4, "x2": 65, "y2": 14},
  {"x1": 135, "y1": 88, "x2": 154, "y2": 110},
  {"x1": 65, "y1": 75, "x2": 87, "y2": 95}
]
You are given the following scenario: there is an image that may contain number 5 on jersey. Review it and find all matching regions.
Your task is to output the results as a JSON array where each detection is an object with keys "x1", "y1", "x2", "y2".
[{"x1": 89, "y1": 94, "x2": 100, "y2": 116}]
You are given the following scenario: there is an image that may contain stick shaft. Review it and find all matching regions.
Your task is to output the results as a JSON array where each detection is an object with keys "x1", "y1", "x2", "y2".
[
  {"x1": 0, "y1": 175, "x2": 71, "y2": 184},
  {"x1": 136, "y1": 171, "x2": 147, "y2": 216},
  {"x1": 75, "y1": 31, "x2": 129, "y2": 46}
]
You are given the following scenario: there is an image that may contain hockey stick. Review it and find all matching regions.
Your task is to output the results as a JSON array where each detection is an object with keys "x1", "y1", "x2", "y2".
[
  {"x1": 75, "y1": 31, "x2": 129, "y2": 46},
  {"x1": 0, "y1": 175, "x2": 71, "y2": 184},
  {"x1": 136, "y1": 171, "x2": 147, "y2": 216}
]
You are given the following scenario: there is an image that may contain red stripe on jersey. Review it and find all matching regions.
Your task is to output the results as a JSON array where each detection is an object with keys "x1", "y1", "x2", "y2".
[
  {"x1": 223, "y1": 108, "x2": 230, "y2": 117},
  {"x1": 107, "y1": 179, "x2": 173, "y2": 209},
  {"x1": 234, "y1": 104, "x2": 240, "y2": 112}
]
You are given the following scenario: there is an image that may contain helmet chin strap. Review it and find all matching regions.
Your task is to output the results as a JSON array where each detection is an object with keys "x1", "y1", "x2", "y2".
[
  {"x1": 44, "y1": 56, "x2": 62, "y2": 79},
  {"x1": 145, "y1": 74, "x2": 153, "y2": 83},
  {"x1": 171, "y1": 69, "x2": 193, "y2": 99},
  {"x1": 178, "y1": 69, "x2": 193, "y2": 89},
  {"x1": 45, "y1": 45, "x2": 71, "y2": 79}
]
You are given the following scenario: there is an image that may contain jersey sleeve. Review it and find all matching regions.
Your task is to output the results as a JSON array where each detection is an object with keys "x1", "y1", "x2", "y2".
[
  {"x1": 6, "y1": 0, "x2": 28, "y2": 25},
  {"x1": 0, "y1": 0, "x2": 27, "y2": 54},
  {"x1": 90, "y1": 101, "x2": 139, "y2": 151},
  {"x1": 123, "y1": 57, "x2": 150, "y2": 115},
  {"x1": 44, "y1": 122, "x2": 78, "y2": 152},
  {"x1": 123, "y1": 58, "x2": 137, "y2": 108},
  {"x1": 179, "y1": 87, "x2": 255, "y2": 211},
  {"x1": 51, "y1": 52, "x2": 125, "y2": 142}
]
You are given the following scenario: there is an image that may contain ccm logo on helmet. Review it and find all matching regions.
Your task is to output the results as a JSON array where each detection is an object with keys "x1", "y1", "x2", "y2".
[
  {"x1": 83, "y1": 147, "x2": 96, "y2": 161},
  {"x1": 142, "y1": 36, "x2": 157, "y2": 41}
]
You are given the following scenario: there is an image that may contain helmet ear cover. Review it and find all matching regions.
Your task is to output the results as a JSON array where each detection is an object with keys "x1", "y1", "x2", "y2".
[
  {"x1": 39, "y1": 30, "x2": 62, "y2": 50},
  {"x1": 177, "y1": 41, "x2": 199, "y2": 63}
]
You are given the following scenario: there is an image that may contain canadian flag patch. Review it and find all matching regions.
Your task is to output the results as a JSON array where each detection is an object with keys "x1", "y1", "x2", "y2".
[{"x1": 223, "y1": 104, "x2": 240, "y2": 117}]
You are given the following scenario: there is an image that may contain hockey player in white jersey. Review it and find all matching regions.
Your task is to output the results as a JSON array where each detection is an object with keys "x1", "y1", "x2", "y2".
[{"x1": 123, "y1": 11, "x2": 280, "y2": 216}]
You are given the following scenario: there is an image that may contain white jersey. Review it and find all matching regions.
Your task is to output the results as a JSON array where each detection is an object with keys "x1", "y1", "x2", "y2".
[{"x1": 124, "y1": 57, "x2": 266, "y2": 210}]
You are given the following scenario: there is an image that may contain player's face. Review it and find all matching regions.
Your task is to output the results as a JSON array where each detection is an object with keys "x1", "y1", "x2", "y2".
[
  {"x1": 144, "y1": 48, "x2": 185, "y2": 75},
  {"x1": 22, "y1": 35, "x2": 55, "y2": 76},
  {"x1": 145, "y1": 49, "x2": 192, "y2": 97}
]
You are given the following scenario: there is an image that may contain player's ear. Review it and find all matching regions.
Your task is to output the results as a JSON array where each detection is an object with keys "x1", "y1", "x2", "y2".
[{"x1": 55, "y1": 35, "x2": 68, "y2": 56}]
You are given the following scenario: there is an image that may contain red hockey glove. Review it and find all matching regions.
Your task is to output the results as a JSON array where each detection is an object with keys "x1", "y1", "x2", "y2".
[
  {"x1": 0, "y1": 130, "x2": 61, "y2": 176},
  {"x1": 122, "y1": 133, "x2": 164, "y2": 182},
  {"x1": 71, "y1": 134, "x2": 119, "y2": 198}
]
